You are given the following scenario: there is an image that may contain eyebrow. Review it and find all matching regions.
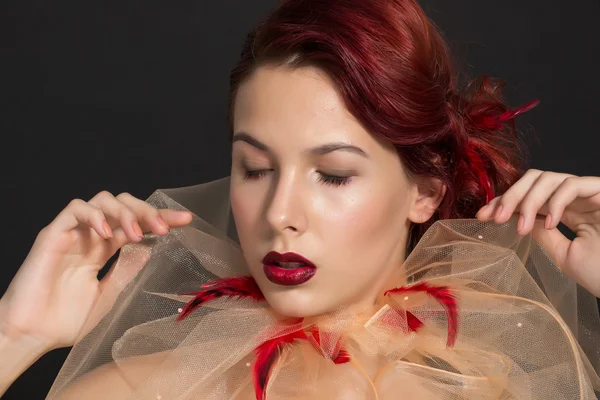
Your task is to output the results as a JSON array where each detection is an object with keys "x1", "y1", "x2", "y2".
[{"x1": 232, "y1": 132, "x2": 369, "y2": 158}]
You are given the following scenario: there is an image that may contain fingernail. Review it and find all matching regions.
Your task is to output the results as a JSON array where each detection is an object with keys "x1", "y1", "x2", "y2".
[
  {"x1": 157, "y1": 216, "x2": 170, "y2": 231},
  {"x1": 545, "y1": 213, "x2": 553, "y2": 230},
  {"x1": 517, "y1": 214, "x2": 524, "y2": 232},
  {"x1": 132, "y1": 221, "x2": 144, "y2": 239},
  {"x1": 102, "y1": 220, "x2": 113, "y2": 238}
]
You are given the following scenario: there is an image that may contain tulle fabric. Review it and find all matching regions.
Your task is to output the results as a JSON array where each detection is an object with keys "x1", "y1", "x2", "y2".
[{"x1": 46, "y1": 177, "x2": 600, "y2": 399}]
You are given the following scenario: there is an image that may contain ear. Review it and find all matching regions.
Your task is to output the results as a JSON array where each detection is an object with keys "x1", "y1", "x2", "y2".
[{"x1": 407, "y1": 177, "x2": 446, "y2": 224}]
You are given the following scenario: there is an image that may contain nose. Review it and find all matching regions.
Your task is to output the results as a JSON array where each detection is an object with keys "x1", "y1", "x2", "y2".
[{"x1": 265, "y1": 171, "x2": 307, "y2": 237}]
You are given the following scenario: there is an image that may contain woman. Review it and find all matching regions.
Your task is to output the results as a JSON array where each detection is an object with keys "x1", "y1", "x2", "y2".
[{"x1": 1, "y1": 0, "x2": 599, "y2": 398}]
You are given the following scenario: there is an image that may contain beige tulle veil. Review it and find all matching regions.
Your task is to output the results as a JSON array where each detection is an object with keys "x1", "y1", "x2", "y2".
[{"x1": 46, "y1": 177, "x2": 600, "y2": 399}]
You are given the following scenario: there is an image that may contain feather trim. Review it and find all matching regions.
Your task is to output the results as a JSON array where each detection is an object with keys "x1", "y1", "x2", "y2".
[
  {"x1": 253, "y1": 328, "x2": 307, "y2": 400},
  {"x1": 406, "y1": 311, "x2": 424, "y2": 332},
  {"x1": 473, "y1": 99, "x2": 540, "y2": 130},
  {"x1": 308, "y1": 328, "x2": 350, "y2": 364},
  {"x1": 252, "y1": 323, "x2": 351, "y2": 399},
  {"x1": 176, "y1": 276, "x2": 265, "y2": 321},
  {"x1": 385, "y1": 282, "x2": 458, "y2": 347},
  {"x1": 466, "y1": 142, "x2": 494, "y2": 204}
]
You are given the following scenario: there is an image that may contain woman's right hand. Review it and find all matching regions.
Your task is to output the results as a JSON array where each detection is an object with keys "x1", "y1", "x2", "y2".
[{"x1": 0, "y1": 191, "x2": 193, "y2": 352}]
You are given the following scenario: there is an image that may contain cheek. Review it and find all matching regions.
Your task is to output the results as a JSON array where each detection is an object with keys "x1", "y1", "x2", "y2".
[
  {"x1": 230, "y1": 186, "x2": 260, "y2": 242},
  {"x1": 315, "y1": 186, "x2": 406, "y2": 245}
]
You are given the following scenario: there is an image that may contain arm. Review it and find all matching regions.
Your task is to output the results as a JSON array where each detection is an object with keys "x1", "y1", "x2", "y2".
[
  {"x1": 0, "y1": 291, "x2": 156, "y2": 399},
  {"x1": 0, "y1": 191, "x2": 190, "y2": 397},
  {"x1": 0, "y1": 322, "x2": 165, "y2": 400},
  {"x1": 0, "y1": 327, "x2": 48, "y2": 396},
  {"x1": 50, "y1": 351, "x2": 169, "y2": 400}
]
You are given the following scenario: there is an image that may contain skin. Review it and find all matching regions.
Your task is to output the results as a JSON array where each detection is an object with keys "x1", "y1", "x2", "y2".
[
  {"x1": 477, "y1": 169, "x2": 600, "y2": 297},
  {"x1": 1, "y1": 65, "x2": 599, "y2": 398},
  {"x1": 230, "y1": 65, "x2": 445, "y2": 318}
]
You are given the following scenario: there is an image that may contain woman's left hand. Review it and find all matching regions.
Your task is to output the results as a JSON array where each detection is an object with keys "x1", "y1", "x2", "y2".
[{"x1": 476, "y1": 169, "x2": 600, "y2": 297}]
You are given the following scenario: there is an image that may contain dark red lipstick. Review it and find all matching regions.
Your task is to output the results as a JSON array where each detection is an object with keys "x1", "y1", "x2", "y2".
[{"x1": 262, "y1": 251, "x2": 317, "y2": 286}]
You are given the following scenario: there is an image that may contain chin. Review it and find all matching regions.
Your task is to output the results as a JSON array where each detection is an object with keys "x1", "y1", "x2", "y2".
[
  {"x1": 260, "y1": 286, "x2": 330, "y2": 318},
  {"x1": 249, "y1": 269, "x2": 341, "y2": 318}
]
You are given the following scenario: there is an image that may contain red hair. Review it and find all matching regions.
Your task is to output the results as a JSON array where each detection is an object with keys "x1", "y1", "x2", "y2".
[{"x1": 228, "y1": 0, "x2": 530, "y2": 253}]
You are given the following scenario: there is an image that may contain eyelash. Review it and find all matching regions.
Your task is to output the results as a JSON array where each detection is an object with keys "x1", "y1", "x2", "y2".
[{"x1": 242, "y1": 170, "x2": 352, "y2": 186}]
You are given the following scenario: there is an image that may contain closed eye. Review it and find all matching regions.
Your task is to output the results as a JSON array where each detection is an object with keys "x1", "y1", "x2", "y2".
[
  {"x1": 242, "y1": 170, "x2": 352, "y2": 186},
  {"x1": 317, "y1": 173, "x2": 352, "y2": 186},
  {"x1": 242, "y1": 169, "x2": 272, "y2": 180}
]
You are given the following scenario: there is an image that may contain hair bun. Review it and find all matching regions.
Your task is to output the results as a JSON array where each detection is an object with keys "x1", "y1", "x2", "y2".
[{"x1": 445, "y1": 77, "x2": 540, "y2": 206}]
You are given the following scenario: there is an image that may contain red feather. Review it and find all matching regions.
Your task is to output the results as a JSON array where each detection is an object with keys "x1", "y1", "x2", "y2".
[
  {"x1": 308, "y1": 328, "x2": 351, "y2": 364},
  {"x1": 176, "y1": 276, "x2": 265, "y2": 321},
  {"x1": 473, "y1": 99, "x2": 540, "y2": 130},
  {"x1": 253, "y1": 328, "x2": 308, "y2": 400},
  {"x1": 332, "y1": 348, "x2": 351, "y2": 364},
  {"x1": 379, "y1": 308, "x2": 425, "y2": 333},
  {"x1": 469, "y1": 99, "x2": 539, "y2": 203},
  {"x1": 251, "y1": 324, "x2": 351, "y2": 399},
  {"x1": 466, "y1": 142, "x2": 494, "y2": 204},
  {"x1": 385, "y1": 282, "x2": 458, "y2": 347},
  {"x1": 406, "y1": 311, "x2": 424, "y2": 332}
]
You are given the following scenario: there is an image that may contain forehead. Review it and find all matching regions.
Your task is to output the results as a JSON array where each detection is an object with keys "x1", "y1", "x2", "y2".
[{"x1": 232, "y1": 65, "x2": 366, "y2": 144}]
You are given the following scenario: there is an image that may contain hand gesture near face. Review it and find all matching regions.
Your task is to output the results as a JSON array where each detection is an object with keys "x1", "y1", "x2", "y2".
[
  {"x1": 476, "y1": 169, "x2": 600, "y2": 297},
  {"x1": 0, "y1": 191, "x2": 192, "y2": 351}
]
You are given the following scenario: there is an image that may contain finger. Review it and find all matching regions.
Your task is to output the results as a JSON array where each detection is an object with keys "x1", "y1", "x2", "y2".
[
  {"x1": 493, "y1": 169, "x2": 547, "y2": 224},
  {"x1": 514, "y1": 172, "x2": 568, "y2": 235},
  {"x1": 157, "y1": 208, "x2": 194, "y2": 227},
  {"x1": 476, "y1": 169, "x2": 543, "y2": 221},
  {"x1": 546, "y1": 176, "x2": 600, "y2": 231},
  {"x1": 476, "y1": 196, "x2": 501, "y2": 219},
  {"x1": 100, "y1": 208, "x2": 192, "y2": 260},
  {"x1": 114, "y1": 192, "x2": 171, "y2": 235},
  {"x1": 115, "y1": 193, "x2": 193, "y2": 232},
  {"x1": 88, "y1": 192, "x2": 145, "y2": 243},
  {"x1": 49, "y1": 199, "x2": 113, "y2": 239}
]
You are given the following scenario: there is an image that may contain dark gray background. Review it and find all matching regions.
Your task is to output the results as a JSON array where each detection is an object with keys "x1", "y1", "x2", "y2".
[{"x1": 1, "y1": 0, "x2": 599, "y2": 398}]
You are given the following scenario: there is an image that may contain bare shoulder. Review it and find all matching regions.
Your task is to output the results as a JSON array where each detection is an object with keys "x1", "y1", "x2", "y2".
[{"x1": 52, "y1": 350, "x2": 170, "y2": 400}]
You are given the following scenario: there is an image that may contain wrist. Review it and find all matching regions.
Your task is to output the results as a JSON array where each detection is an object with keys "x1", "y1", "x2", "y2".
[{"x1": 0, "y1": 301, "x2": 50, "y2": 395}]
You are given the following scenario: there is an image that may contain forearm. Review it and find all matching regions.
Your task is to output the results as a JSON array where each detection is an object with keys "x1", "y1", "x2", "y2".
[{"x1": 0, "y1": 310, "x2": 48, "y2": 396}]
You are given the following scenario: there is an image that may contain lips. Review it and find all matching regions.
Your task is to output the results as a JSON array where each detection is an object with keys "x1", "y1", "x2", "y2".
[{"x1": 262, "y1": 251, "x2": 317, "y2": 286}]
